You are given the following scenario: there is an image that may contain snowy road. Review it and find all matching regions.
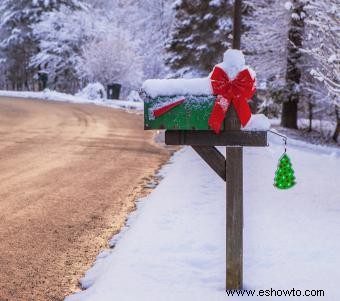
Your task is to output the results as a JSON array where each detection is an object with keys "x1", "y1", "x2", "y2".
[
  {"x1": 66, "y1": 135, "x2": 340, "y2": 301},
  {"x1": 0, "y1": 98, "x2": 170, "y2": 301}
]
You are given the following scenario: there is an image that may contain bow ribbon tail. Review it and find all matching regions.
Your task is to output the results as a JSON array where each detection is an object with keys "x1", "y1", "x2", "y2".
[
  {"x1": 232, "y1": 97, "x2": 252, "y2": 127},
  {"x1": 208, "y1": 95, "x2": 231, "y2": 134}
]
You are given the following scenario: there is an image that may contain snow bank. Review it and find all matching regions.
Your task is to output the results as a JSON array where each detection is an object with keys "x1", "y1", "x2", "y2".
[
  {"x1": 0, "y1": 89, "x2": 143, "y2": 111},
  {"x1": 66, "y1": 135, "x2": 340, "y2": 301}
]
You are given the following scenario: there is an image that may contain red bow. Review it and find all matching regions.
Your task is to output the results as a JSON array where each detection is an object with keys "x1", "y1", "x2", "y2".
[{"x1": 208, "y1": 66, "x2": 256, "y2": 134}]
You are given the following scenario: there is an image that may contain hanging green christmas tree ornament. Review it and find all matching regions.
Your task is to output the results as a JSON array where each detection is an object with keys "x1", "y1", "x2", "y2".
[
  {"x1": 274, "y1": 153, "x2": 296, "y2": 189},
  {"x1": 269, "y1": 130, "x2": 296, "y2": 190}
]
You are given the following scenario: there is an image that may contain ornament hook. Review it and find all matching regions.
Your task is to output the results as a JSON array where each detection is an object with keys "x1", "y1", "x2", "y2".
[{"x1": 268, "y1": 130, "x2": 287, "y2": 153}]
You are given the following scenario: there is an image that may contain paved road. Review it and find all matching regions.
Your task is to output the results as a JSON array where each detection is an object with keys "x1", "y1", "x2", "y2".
[{"x1": 0, "y1": 98, "x2": 170, "y2": 301}]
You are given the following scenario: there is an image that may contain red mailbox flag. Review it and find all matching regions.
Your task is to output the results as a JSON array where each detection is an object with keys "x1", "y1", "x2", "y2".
[
  {"x1": 209, "y1": 66, "x2": 256, "y2": 134},
  {"x1": 152, "y1": 97, "x2": 185, "y2": 118}
]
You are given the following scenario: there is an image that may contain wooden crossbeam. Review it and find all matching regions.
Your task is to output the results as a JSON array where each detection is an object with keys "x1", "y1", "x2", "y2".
[
  {"x1": 165, "y1": 130, "x2": 267, "y2": 147},
  {"x1": 192, "y1": 146, "x2": 226, "y2": 181}
]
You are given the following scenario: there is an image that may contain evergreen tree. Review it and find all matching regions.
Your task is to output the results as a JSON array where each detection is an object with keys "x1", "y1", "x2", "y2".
[
  {"x1": 166, "y1": 0, "x2": 233, "y2": 75},
  {"x1": 0, "y1": 0, "x2": 84, "y2": 90}
]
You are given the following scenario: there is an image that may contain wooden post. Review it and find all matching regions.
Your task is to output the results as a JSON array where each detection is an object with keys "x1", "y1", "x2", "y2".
[
  {"x1": 225, "y1": 106, "x2": 243, "y2": 290},
  {"x1": 226, "y1": 0, "x2": 243, "y2": 290},
  {"x1": 226, "y1": 146, "x2": 243, "y2": 289}
]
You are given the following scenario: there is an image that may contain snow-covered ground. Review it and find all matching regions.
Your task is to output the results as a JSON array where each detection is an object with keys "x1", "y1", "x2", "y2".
[
  {"x1": 65, "y1": 134, "x2": 340, "y2": 301},
  {"x1": 3, "y1": 89, "x2": 337, "y2": 299},
  {"x1": 0, "y1": 89, "x2": 143, "y2": 111}
]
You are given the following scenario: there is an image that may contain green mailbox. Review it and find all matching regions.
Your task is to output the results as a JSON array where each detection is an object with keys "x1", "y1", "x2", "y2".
[
  {"x1": 141, "y1": 76, "x2": 221, "y2": 131},
  {"x1": 142, "y1": 94, "x2": 221, "y2": 131},
  {"x1": 141, "y1": 49, "x2": 258, "y2": 134}
]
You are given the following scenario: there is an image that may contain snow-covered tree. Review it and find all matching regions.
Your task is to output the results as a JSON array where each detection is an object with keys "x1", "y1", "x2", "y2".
[
  {"x1": 0, "y1": 0, "x2": 84, "y2": 90},
  {"x1": 131, "y1": 0, "x2": 174, "y2": 78},
  {"x1": 302, "y1": 0, "x2": 339, "y2": 141},
  {"x1": 80, "y1": 28, "x2": 144, "y2": 95},
  {"x1": 32, "y1": 2, "x2": 146, "y2": 94},
  {"x1": 30, "y1": 4, "x2": 96, "y2": 92},
  {"x1": 166, "y1": 0, "x2": 233, "y2": 75},
  {"x1": 0, "y1": 0, "x2": 174, "y2": 90},
  {"x1": 243, "y1": 0, "x2": 288, "y2": 87},
  {"x1": 99, "y1": 0, "x2": 174, "y2": 78},
  {"x1": 242, "y1": 0, "x2": 289, "y2": 115}
]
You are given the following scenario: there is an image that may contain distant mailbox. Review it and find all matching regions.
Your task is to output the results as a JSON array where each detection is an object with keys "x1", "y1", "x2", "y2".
[
  {"x1": 107, "y1": 83, "x2": 121, "y2": 100},
  {"x1": 38, "y1": 71, "x2": 48, "y2": 91}
]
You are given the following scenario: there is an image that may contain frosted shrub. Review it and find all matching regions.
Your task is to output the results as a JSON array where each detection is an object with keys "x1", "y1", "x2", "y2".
[
  {"x1": 76, "y1": 82, "x2": 105, "y2": 101},
  {"x1": 127, "y1": 90, "x2": 142, "y2": 103}
]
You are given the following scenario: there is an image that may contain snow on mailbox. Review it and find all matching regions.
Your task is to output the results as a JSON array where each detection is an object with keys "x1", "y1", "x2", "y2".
[{"x1": 141, "y1": 50, "x2": 260, "y2": 133}]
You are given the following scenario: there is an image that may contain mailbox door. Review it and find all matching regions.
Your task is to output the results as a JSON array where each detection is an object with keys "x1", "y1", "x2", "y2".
[{"x1": 144, "y1": 95, "x2": 222, "y2": 131}]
